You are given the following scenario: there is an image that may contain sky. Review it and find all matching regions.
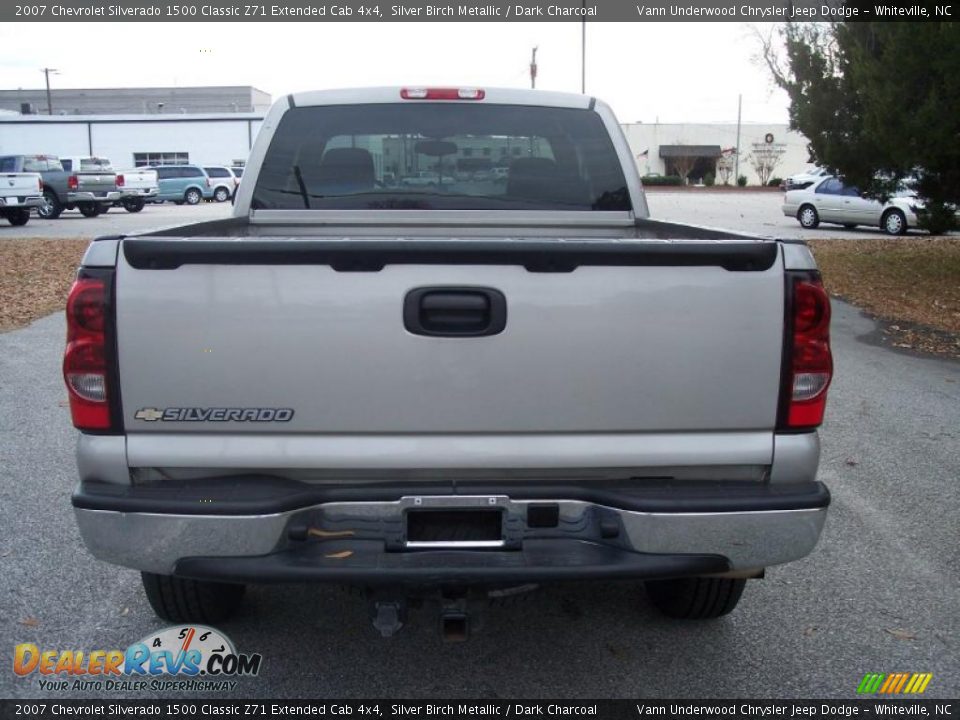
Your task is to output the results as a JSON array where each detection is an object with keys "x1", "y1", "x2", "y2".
[{"x1": 0, "y1": 22, "x2": 790, "y2": 124}]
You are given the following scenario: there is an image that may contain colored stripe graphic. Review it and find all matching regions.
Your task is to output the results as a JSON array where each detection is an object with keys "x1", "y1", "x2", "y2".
[
  {"x1": 858, "y1": 673, "x2": 932, "y2": 694},
  {"x1": 857, "y1": 673, "x2": 885, "y2": 694}
]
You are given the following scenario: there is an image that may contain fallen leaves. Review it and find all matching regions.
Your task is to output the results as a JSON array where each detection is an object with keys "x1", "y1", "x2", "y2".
[
  {"x1": 0, "y1": 238, "x2": 88, "y2": 332},
  {"x1": 20, "y1": 617, "x2": 39, "y2": 628},
  {"x1": 809, "y1": 237, "x2": 960, "y2": 359}
]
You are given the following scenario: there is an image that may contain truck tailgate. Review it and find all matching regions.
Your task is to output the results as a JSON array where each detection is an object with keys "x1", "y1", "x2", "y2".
[
  {"x1": 76, "y1": 172, "x2": 117, "y2": 195},
  {"x1": 115, "y1": 237, "x2": 784, "y2": 443}
]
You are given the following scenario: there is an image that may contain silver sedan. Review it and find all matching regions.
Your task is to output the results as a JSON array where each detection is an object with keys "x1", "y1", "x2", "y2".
[{"x1": 782, "y1": 176, "x2": 919, "y2": 235}]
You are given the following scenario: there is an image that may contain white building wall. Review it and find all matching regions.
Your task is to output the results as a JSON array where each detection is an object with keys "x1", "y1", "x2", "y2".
[
  {"x1": 0, "y1": 122, "x2": 89, "y2": 158},
  {"x1": 0, "y1": 116, "x2": 264, "y2": 170},
  {"x1": 90, "y1": 120, "x2": 260, "y2": 169},
  {"x1": 622, "y1": 122, "x2": 813, "y2": 185}
]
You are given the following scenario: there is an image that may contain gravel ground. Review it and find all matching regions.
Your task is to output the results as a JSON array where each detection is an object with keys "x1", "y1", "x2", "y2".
[{"x1": 1, "y1": 300, "x2": 957, "y2": 700}]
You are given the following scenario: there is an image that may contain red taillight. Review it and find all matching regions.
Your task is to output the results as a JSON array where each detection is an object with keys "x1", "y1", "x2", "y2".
[
  {"x1": 37, "y1": 177, "x2": 43, "y2": 192},
  {"x1": 67, "y1": 175, "x2": 79, "y2": 190},
  {"x1": 401, "y1": 87, "x2": 485, "y2": 100},
  {"x1": 116, "y1": 174, "x2": 125, "y2": 188},
  {"x1": 782, "y1": 276, "x2": 833, "y2": 430},
  {"x1": 64, "y1": 277, "x2": 110, "y2": 430}
]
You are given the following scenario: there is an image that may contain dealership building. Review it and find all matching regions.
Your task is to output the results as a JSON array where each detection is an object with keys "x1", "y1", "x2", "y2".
[{"x1": 0, "y1": 86, "x2": 813, "y2": 182}]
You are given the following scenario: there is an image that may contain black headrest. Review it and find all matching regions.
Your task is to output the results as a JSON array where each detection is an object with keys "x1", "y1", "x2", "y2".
[
  {"x1": 506, "y1": 157, "x2": 587, "y2": 206},
  {"x1": 316, "y1": 148, "x2": 375, "y2": 187}
]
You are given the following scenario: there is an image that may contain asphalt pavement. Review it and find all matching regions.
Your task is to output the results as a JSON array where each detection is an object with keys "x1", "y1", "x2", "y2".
[{"x1": 1, "y1": 194, "x2": 958, "y2": 700}]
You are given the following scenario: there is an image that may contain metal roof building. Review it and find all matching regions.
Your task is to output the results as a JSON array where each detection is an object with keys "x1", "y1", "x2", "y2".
[{"x1": 0, "y1": 86, "x2": 271, "y2": 116}]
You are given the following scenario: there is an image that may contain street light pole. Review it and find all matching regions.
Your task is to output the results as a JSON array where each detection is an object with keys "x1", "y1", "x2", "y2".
[
  {"x1": 734, "y1": 93, "x2": 742, "y2": 183},
  {"x1": 530, "y1": 46, "x2": 538, "y2": 89}
]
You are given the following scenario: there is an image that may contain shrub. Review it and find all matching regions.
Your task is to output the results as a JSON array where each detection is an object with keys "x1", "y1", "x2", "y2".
[
  {"x1": 704, "y1": 173, "x2": 716, "y2": 187},
  {"x1": 769, "y1": 177, "x2": 784, "y2": 187},
  {"x1": 737, "y1": 175, "x2": 748, "y2": 187},
  {"x1": 642, "y1": 175, "x2": 684, "y2": 186}
]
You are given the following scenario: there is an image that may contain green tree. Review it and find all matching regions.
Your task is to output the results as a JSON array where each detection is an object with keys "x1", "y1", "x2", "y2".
[{"x1": 760, "y1": 22, "x2": 960, "y2": 233}]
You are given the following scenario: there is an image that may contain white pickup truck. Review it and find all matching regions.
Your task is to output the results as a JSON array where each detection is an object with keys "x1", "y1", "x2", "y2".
[
  {"x1": 114, "y1": 168, "x2": 159, "y2": 213},
  {"x1": 66, "y1": 87, "x2": 833, "y2": 639},
  {"x1": 0, "y1": 171, "x2": 43, "y2": 226}
]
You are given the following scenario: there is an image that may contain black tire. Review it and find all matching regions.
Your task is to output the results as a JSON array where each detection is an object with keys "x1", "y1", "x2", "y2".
[
  {"x1": 646, "y1": 577, "x2": 747, "y2": 619},
  {"x1": 213, "y1": 186, "x2": 230, "y2": 203},
  {"x1": 122, "y1": 197, "x2": 146, "y2": 213},
  {"x1": 141, "y1": 572, "x2": 246, "y2": 624},
  {"x1": 184, "y1": 188, "x2": 203, "y2": 205},
  {"x1": 37, "y1": 190, "x2": 63, "y2": 219},
  {"x1": 843, "y1": 224, "x2": 857, "y2": 229},
  {"x1": 99, "y1": 204, "x2": 111, "y2": 214},
  {"x1": 173, "y1": 200, "x2": 184, "y2": 206},
  {"x1": 78, "y1": 203, "x2": 102, "y2": 218},
  {"x1": 5, "y1": 208, "x2": 30, "y2": 226},
  {"x1": 797, "y1": 204, "x2": 819, "y2": 229},
  {"x1": 882, "y1": 208, "x2": 907, "y2": 236}
]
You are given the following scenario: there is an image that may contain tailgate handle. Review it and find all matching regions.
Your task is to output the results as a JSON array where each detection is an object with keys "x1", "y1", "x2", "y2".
[{"x1": 404, "y1": 287, "x2": 507, "y2": 337}]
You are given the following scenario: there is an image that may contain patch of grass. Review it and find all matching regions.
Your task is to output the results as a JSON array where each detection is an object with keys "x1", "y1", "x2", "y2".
[
  {"x1": 0, "y1": 239, "x2": 89, "y2": 332},
  {"x1": 809, "y1": 237, "x2": 960, "y2": 358}
]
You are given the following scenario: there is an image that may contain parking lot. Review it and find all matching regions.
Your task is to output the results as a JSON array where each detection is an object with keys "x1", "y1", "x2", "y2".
[
  {"x1": 0, "y1": 189, "x2": 925, "y2": 240},
  {"x1": 1, "y1": 192, "x2": 958, "y2": 699}
]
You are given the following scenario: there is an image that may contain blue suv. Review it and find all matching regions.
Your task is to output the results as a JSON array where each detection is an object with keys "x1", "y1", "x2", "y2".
[{"x1": 148, "y1": 165, "x2": 214, "y2": 205}]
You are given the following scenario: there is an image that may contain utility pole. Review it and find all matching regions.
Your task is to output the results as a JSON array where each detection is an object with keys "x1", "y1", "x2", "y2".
[
  {"x1": 530, "y1": 46, "x2": 538, "y2": 89},
  {"x1": 40, "y1": 68, "x2": 58, "y2": 115},
  {"x1": 734, "y1": 93, "x2": 742, "y2": 183}
]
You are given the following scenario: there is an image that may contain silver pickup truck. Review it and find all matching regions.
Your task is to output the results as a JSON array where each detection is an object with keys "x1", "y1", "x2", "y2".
[
  {"x1": 66, "y1": 87, "x2": 833, "y2": 638},
  {"x1": 0, "y1": 155, "x2": 122, "y2": 218}
]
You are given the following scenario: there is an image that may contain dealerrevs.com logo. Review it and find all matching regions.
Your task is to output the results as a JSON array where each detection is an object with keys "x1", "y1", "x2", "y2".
[{"x1": 14, "y1": 625, "x2": 262, "y2": 693}]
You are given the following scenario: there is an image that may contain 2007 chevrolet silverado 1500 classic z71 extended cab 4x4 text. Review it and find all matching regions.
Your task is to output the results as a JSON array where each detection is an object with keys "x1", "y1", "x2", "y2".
[{"x1": 65, "y1": 87, "x2": 832, "y2": 639}]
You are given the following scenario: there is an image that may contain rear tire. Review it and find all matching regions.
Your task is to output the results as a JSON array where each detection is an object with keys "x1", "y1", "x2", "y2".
[
  {"x1": 797, "y1": 204, "x2": 819, "y2": 229},
  {"x1": 645, "y1": 577, "x2": 747, "y2": 619},
  {"x1": 78, "y1": 203, "x2": 102, "y2": 218},
  {"x1": 5, "y1": 208, "x2": 30, "y2": 226},
  {"x1": 122, "y1": 197, "x2": 146, "y2": 213},
  {"x1": 141, "y1": 572, "x2": 246, "y2": 623},
  {"x1": 213, "y1": 186, "x2": 230, "y2": 203},
  {"x1": 38, "y1": 190, "x2": 63, "y2": 219},
  {"x1": 184, "y1": 188, "x2": 202, "y2": 205}
]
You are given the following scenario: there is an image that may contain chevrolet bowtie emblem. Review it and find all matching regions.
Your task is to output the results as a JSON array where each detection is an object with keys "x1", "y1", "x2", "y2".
[{"x1": 134, "y1": 408, "x2": 164, "y2": 421}]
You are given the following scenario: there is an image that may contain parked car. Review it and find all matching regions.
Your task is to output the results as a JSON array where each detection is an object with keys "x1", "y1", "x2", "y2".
[
  {"x1": 0, "y1": 171, "x2": 44, "y2": 226},
  {"x1": 783, "y1": 175, "x2": 920, "y2": 235},
  {"x1": 0, "y1": 154, "x2": 121, "y2": 218},
  {"x1": 400, "y1": 170, "x2": 456, "y2": 187},
  {"x1": 67, "y1": 87, "x2": 832, "y2": 637},
  {"x1": 147, "y1": 165, "x2": 214, "y2": 205},
  {"x1": 203, "y1": 166, "x2": 239, "y2": 202},
  {"x1": 230, "y1": 166, "x2": 245, "y2": 181},
  {"x1": 783, "y1": 166, "x2": 830, "y2": 191}
]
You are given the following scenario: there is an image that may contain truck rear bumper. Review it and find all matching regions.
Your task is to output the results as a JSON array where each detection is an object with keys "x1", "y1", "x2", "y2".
[
  {"x1": 68, "y1": 191, "x2": 123, "y2": 203},
  {"x1": 0, "y1": 195, "x2": 43, "y2": 209},
  {"x1": 120, "y1": 188, "x2": 158, "y2": 199},
  {"x1": 72, "y1": 479, "x2": 829, "y2": 581}
]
